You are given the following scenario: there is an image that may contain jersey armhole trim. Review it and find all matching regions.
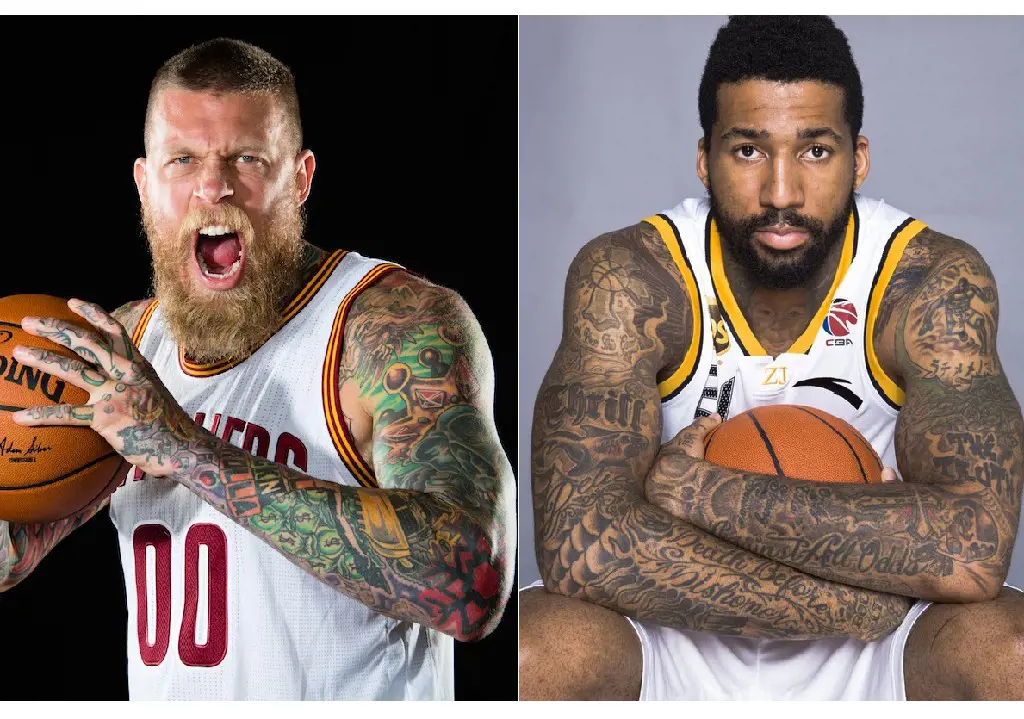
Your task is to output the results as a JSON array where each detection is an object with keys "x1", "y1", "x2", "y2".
[
  {"x1": 131, "y1": 299, "x2": 159, "y2": 348},
  {"x1": 864, "y1": 218, "x2": 929, "y2": 410},
  {"x1": 323, "y1": 262, "x2": 404, "y2": 489},
  {"x1": 642, "y1": 214, "x2": 704, "y2": 401}
]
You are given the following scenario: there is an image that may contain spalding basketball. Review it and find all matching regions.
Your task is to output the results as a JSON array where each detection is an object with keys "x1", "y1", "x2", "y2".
[
  {"x1": 703, "y1": 405, "x2": 884, "y2": 484},
  {"x1": 0, "y1": 294, "x2": 126, "y2": 523}
]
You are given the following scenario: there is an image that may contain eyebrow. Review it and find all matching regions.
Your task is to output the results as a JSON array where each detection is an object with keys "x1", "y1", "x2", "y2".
[
  {"x1": 720, "y1": 127, "x2": 769, "y2": 141},
  {"x1": 719, "y1": 126, "x2": 844, "y2": 143},
  {"x1": 161, "y1": 144, "x2": 270, "y2": 157},
  {"x1": 797, "y1": 127, "x2": 844, "y2": 143}
]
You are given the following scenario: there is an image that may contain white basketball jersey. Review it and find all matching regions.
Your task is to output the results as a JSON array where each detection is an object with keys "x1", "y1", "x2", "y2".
[
  {"x1": 643, "y1": 194, "x2": 928, "y2": 474},
  {"x1": 108, "y1": 250, "x2": 454, "y2": 700}
]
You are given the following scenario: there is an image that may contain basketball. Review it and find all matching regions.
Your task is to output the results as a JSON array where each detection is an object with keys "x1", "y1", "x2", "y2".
[
  {"x1": 0, "y1": 294, "x2": 126, "y2": 523},
  {"x1": 703, "y1": 405, "x2": 884, "y2": 484}
]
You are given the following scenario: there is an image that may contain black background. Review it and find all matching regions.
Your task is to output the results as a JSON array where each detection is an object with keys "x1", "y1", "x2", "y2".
[{"x1": 0, "y1": 16, "x2": 517, "y2": 700}]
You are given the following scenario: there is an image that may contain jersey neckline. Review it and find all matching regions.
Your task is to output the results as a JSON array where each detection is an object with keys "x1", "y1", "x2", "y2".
[{"x1": 707, "y1": 205, "x2": 859, "y2": 357}]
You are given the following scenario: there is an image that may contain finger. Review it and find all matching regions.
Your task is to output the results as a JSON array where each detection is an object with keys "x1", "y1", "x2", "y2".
[
  {"x1": 881, "y1": 467, "x2": 899, "y2": 483},
  {"x1": 68, "y1": 298, "x2": 138, "y2": 362},
  {"x1": 12, "y1": 345, "x2": 108, "y2": 393},
  {"x1": 21, "y1": 315, "x2": 133, "y2": 381},
  {"x1": 667, "y1": 413, "x2": 722, "y2": 458},
  {"x1": 10, "y1": 404, "x2": 95, "y2": 426}
]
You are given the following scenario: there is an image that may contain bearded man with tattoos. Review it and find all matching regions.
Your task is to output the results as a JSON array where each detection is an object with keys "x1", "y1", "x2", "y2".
[
  {"x1": 0, "y1": 38, "x2": 514, "y2": 700},
  {"x1": 521, "y1": 16, "x2": 1023, "y2": 700}
]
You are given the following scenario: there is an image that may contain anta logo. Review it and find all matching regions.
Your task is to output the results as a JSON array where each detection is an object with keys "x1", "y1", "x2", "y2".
[
  {"x1": 823, "y1": 298, "x2": 857, "y2": 346},
  {"x1": 794, "y1": 376, "x2": 863, "y2": 409}
]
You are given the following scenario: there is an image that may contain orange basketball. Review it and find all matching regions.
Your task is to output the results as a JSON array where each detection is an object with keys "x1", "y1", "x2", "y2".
[
  {"x1": 703, "y1": 405, "x2": 883, "y2": 484},
  {"x1": 0, "y1": 294, "x2": 126, "y2": 523}
]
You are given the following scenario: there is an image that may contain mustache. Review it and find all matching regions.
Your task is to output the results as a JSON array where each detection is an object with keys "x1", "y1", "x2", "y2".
[
  {"x1": 176, "y1": 205, "x2": 255, "y2": 242},
  {"x1": 738, "y1": 208, "x2": 825, "y2": 234}
]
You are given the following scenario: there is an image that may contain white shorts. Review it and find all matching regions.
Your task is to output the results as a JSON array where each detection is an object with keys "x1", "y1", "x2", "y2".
[{"x1": 522, "y1": 580, "x2": 932, "y2": 700}]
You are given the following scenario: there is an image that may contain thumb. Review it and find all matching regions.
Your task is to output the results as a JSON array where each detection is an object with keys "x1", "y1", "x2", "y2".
[
  {"x1": 880, "y1": 467, "x2": 899, "y2": 483},
  {"x1": 667, "y1": 413, "x2": 722, "y2": 458}
]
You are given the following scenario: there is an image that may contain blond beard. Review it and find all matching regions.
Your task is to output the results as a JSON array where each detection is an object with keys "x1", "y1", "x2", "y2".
[{"x1": 141, "y1": 198, "x2": 307, "y2": 364}]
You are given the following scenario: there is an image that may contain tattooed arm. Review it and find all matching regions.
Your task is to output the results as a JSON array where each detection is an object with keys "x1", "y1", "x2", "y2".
[
  {"x1": 0, "y1": 299, "x2": 149, "y2": 593},
  {"x1": 166, "y1": 273, "x2": 512, "y2": 640},
  {"x1": 13, "y1": 277, "x2": 513, "y2": 640},
  {"x1": 533, "y1": 226, "x2": 911, "y2": 641},
  {"x1": 647, "y1": 231, "x2": 1022, "y2": 603}
]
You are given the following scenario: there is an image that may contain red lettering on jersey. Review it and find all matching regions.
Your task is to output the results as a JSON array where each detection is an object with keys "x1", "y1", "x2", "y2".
[
  {"x1": 132, "y1": 466, "x2": 145, "y2": 482},
  {"x1": 221, "y1": 416, "x2": 246, "y2": 446},
  {"x1": 243, "y1": 422, "x2": 271, "y2": 459},
  {"x1": 194, "y1": 411, "x2": 206, "y2": 426},
  {"x1": 275, "y1": 432, "x2": 308, "y2": 472},
  {"x1": 208, "y1": 413, "x2": 223, "y2": 435}
]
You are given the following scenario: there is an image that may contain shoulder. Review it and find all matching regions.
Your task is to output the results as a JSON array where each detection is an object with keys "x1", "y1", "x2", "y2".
[
  {"x1": 348, "y1": 269, "x2": 480, "y2": 338},
  {"x1": 878, "y1": 227, "x2": 997, "y2": 333},
  {"x1": 111, "y1": 298, "x2": 156, "y2": 338},
  {"x1": 564, "y1": 220, "x2": 680, "y2": 292},
  {"x1": 556, "y1": 221, "x2": 694, "y2": 376},
  {"x1": 341, "y1": 269, "x2": 493, "y2": 397}
]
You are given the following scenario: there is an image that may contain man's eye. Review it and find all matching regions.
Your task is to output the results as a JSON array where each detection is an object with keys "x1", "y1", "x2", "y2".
[
  {"x1": 171, "y1": 156, "x2": 192, "y2": 165},
  {"x1": 736, "y1": 145, "x2": 760, "y2": 159},
  {"x1": 805, "y1": 145, "x2": 831, "y2": 160},
  {"x1": 238, "y1": 155, "x2": 259, "y2": 164}
]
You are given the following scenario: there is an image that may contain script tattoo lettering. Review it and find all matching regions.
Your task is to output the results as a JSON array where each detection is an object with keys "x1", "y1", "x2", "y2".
[{"x1": 532, "y1": 224, "x2": 910, "y2": 640}]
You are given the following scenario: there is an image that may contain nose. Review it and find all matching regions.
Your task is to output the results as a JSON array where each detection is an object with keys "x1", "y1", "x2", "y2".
[
  {"x1": 761, "y1": 155, "x2": 803, "y2": 210},
  {"x1": 193, "y1": 160, "x2": 234, "y2": 204}
]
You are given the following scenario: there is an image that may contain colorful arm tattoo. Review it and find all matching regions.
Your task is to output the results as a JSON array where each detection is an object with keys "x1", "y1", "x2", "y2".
[
  {"x1": 158, "y1": 273, "x2": 514, "y2": 642},
  {"x1": 533, "y1": 226, "x2": 911, "y2": 641},
  {"x1": 647, "y1": 230, "x2": 1022, "y2": 602}
]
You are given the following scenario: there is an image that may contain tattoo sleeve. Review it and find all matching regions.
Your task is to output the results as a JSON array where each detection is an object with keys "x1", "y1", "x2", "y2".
[
  {"x1": 167, "y1": 274, "x2": 514, "y2": 642},
  {"x1": 532, "y1": 226, "x2": 911, "y2": 641},
  {"x1": 649, "y1": 232, "x2": 1022, "y2": 602}
]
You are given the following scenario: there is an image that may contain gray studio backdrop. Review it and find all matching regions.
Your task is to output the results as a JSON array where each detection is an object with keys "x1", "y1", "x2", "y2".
[{"x1": 519, "y1": 16, "x2": 1024, "y2": 589}]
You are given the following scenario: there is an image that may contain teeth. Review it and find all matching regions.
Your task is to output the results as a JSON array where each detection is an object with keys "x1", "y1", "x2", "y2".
[
  {"x1": 197, "y1": 254, "x2": 242, "y2": 279},
  {"x1": 198, "y1": 225, "x2": 235, "y2": 236}
]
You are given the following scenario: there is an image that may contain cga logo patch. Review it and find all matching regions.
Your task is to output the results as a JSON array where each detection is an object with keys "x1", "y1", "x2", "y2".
[{"x1": 822, "y1": 298, "x2": 858, "y2": 337}]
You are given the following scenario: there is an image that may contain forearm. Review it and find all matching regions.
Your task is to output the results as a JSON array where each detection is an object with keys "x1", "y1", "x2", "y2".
[
  {"x1": 0, "y1": 500, "x2": 108, "y2": 592},
  {"x1": 170, "y1": 434, "x2": 506, "y2": 642},
  {"x1": 647, "y1": 456, "x2": 1015, "y2": 601},
  {"x1": 536, "y1": 469, "x2": 911, "y2": 641}
]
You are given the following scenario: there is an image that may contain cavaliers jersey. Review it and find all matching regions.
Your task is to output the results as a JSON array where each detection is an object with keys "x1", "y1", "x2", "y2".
[
  {"x1": 108, "y1": 250, "x2": 455, "y2": 700},
  {"x1": 643, "y1": 194, "x2": 928, "y2": 474}
]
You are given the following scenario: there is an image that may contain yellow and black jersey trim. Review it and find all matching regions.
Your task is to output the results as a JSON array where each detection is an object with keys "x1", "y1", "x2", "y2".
[
  {"x1": 131, "y1": 299, "x2": 159, "y2": 348},
  {"x1": 178, "y1": 249, "x2": 348, "y2": 378},
  {"x1": 322, "y1": 262, "x2": 403, "y2": 489},
  {"x1": 707, "y1": 205, "x2": 859, "y2": 356},
  {"x1": 642, "y1": 214, "x2": 704, "y2": 402},
  {"x1": 865, "y1": 217, "x2": 929, "y2": 410}
]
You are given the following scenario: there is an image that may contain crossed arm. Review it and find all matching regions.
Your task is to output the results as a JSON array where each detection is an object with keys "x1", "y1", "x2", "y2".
[
  {"x1": 532, "y1": 225, "x2": 912, "y2": 641},
  {"x1": 2, "y1": 276, "x2": 516, "y2": 642},
  {"x1": 646, "y1": 231, "x2": 1023, "y2": 603}
]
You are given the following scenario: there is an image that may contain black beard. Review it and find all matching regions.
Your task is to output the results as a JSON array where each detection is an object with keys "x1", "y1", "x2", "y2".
[{"x1": 709, "y1": 193, "x2": 853, "y2": 290}]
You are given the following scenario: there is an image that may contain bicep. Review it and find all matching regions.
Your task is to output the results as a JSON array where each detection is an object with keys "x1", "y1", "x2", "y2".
[
  {"x1": 531, "y1": 229, "x2": 689, "y2": 578},
  {"x1": 341, "y1": 275, "x2": 510, "y2": 520},
  {"x1": 894, "y1": 244, "x2": 1023, "y2": 517}
]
